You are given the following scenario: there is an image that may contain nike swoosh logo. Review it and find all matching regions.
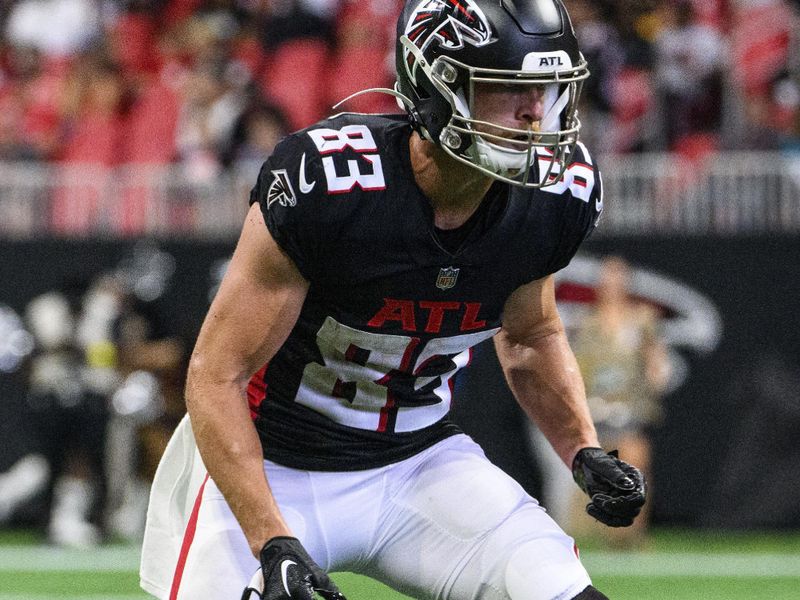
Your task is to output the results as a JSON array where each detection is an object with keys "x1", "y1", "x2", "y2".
[
  {"x1": 280, "y1": 559, "x2": 297, "y2": 596},
  {"x1": 299, "y1": 153, "x2": 316, "y2": 194}
]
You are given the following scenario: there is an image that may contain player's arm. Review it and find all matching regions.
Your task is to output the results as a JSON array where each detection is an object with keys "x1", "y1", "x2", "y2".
[
  {"x1": 185, "y1": 202, "x2": 308, "y2": 555},
  {"x1": 494, "y1": 274, "x2": 596, "y2": 467},
  {"x1": 495, "y1": 275, "x2": 646, "y2": 527}
]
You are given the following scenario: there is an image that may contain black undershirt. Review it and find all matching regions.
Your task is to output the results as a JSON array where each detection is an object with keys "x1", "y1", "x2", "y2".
[{"x1": 433, "y1": 184, "x2": 505, "y2": 254}]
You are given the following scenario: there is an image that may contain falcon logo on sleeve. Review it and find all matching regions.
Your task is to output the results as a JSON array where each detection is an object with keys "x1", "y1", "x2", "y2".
[
  {"x1": 403, "y1": 0, "x2": 494, "y2": 84},
  {"x1": 267, "y1": 169, "x2": 297, "y2": 208}
]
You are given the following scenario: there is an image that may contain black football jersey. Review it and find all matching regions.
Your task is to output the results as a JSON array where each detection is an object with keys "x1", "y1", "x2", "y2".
[{"x1": 247, "y1": 113, "x2": 602, "y2": 470}]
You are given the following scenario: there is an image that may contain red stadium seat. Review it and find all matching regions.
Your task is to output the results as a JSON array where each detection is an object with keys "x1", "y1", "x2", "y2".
[
  {"x1": 163, "y1": 0, "x2": 204, "y2": 26},
  {"x1": 260, "y1": 39, "x2": 329, "y2": 130},
  {"x1": 61, "y1": 114, "x2": 123, "y2": 165},
  {"x1": 123, "y1": 79, "x2": 180, "y2": 164},
  {"x1": 326, "y1": 46, "x2": 399, "y2": 115},
  {"x1": 109, "y1": 12, "x2": 158, "y2": 76},
  {"x1": 51, "y1": 113, "x2": 122, "y2": 234}
]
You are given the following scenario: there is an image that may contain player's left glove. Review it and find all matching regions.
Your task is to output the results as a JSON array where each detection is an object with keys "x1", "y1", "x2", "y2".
[
  {"x1": 572, "y1": 447, "x2": 646, "y2": 527},
  {"x1": 241, "y1": 536, "x2": 347, "y2": 600}
]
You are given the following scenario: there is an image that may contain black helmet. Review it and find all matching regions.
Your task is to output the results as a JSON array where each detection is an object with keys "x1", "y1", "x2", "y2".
[{"x1": 395, "y1": 0, "x2": 589, "y2": 187}]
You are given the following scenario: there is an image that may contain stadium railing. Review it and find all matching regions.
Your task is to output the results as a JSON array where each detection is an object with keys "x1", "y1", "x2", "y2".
[{"x1": 0, "y1": 152, "x2": 798, "y2": 239}]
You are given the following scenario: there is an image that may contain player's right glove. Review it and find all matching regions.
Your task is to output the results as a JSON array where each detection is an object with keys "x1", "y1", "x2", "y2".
[
  {"x1": 241, "y1": 536, "x2": 347, "y2": 600},
  {"x1": 572, "y1": 447, "x2": 646, "y2": 527}
]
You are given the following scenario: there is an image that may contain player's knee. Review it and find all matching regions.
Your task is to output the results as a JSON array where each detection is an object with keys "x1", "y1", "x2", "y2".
[
  {"x1": 571, "y1": 585, "x2": 610, "y2": 599},
  {"x1": 504, "y1": 538, "x2": 590, "y2": 600}
]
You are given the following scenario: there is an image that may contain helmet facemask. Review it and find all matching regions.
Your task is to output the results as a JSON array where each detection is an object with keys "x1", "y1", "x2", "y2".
[{"x1": 400, "y1": 35, "x2": 589, "y2": 188}]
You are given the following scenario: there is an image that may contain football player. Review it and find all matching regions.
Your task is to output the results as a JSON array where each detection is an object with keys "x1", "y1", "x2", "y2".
[{"x1": 140, "y1": 1, "x2": 646, "y2": 599}]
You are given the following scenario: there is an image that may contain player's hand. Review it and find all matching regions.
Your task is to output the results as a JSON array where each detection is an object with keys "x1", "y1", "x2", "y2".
[
  {"x1": 572, "y1": 447, "x2": 646, "y2": 527},
  {"x1": 241, "y1": 536, "x2": 347, "y2": 600}
]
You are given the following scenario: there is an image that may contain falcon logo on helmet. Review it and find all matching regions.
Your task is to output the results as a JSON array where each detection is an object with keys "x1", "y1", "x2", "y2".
[{"x1": 403, "y1": 0, "x2": 494, "y2": 85}]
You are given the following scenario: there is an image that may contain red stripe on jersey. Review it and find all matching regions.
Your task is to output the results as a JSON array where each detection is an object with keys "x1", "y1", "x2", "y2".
[
  {"x1": 377, "y1": 394, "x2": 396, "y2": 432},
  {"x1": 376, "y1": 338, "x2": 420, "y2": 432},
  {"x1": 169, "y1": 473, "x2": 210, "y2": 600},
  {"x1": 247, "y1": 363, "x2": 269, "y2": 419}
]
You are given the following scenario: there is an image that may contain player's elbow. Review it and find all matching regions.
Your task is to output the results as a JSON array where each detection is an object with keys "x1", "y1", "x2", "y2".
[
  {"x1": 496, "y1": 320, "x2": 564, "y2": 359},
  {"x1": 184, "y1": 349, "x2": 247, "y2": 412}
]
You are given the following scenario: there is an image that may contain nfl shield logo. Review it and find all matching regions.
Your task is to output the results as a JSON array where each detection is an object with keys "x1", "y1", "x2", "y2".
[{"x1": 436, "y1": 266, "x2": 460, "y2": 290}]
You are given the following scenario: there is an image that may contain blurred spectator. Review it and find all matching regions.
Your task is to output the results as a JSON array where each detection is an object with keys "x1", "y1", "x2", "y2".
[
  {"x1": 653, "y1": 0, "x2": 725, "y2": 150},
  {"x1": 5, "y1": 0, "x2": 101, "y2": 60},
  {"x1": 0, "y1": 0, "x2": 794, "y2": 236},
  {"x1": 104, "y1": 4, "x2": 161, "y2": 79},
  {"x1": 224, "y1": 100, "x2": 290, "y2": 179},
  {"x1": 0, "y1": 45, "x2": 65, "y2": 160},
  {"x1": 176, "y1": 55, "x2": 247, "y2": 181},
  {"x1": 249, "y1": 0, "x2": 335, "y2": 130},
  {"x1": 51, "y1": 50, "x2": 130, "y2": 234},
  {"x1": 59, "y1": 50, "x2": 131, "y2": 165},
  {"x1": 257, "y1": 0, "x2": 337, "y2": 51},
  {"x1": 568, "y1": 0, "x2": 661, "y2": 152},
  {"x1": 567, "y1": 0, "x2": 626, "y2": 154}
]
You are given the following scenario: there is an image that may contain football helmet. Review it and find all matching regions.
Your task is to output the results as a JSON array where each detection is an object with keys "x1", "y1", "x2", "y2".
[{"x1": 395, "y1": 0, "x2": 590, "y2": 187}]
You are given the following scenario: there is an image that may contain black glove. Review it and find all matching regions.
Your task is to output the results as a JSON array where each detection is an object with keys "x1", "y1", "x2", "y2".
[
  {"x1": 572, "y1": 447, "x2": 646, "y2": 527},
  {"x1": 241, "y1": 536, "x2": 347, "y2": 600}
]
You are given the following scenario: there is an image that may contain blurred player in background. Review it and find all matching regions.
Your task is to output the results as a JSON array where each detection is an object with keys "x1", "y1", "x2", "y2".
[
  {"x1": 0, "y1": 242, "x2": 183, "y2": 546},
  {"x1": 568, "y1": 255, "x2": 668, "y2": 546},
  {"x1": 531, "y1": 255, "x2": 669, "y2": 547},
  {"x1": 141, "y1": 2, "x2": 646, "y2": 599}
]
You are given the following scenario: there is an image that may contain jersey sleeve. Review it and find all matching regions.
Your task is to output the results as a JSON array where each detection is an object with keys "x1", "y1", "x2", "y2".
[
  {"x1": 248, "y1": 133, "x2": 324, "y2": 282},
  {"x1": 544, "y1": 142, "x2": 604, "y2": 274}
]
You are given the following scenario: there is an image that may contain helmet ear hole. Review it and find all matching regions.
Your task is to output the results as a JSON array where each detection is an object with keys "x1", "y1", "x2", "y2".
[{"x1": 441, "y1": 129, "x2": 466, "y2": 152}]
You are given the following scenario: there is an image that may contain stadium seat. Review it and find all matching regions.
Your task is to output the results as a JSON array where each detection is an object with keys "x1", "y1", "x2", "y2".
[
  {"x1": 260, "y1": 39, "x2": 329, "y2": 130},
  {"x1": 123, "y1": 79, "x2": 180, "y2": 165},
  {"x1": 326, "y1": 46, "x2": 399, "y2": 115},
  {"x1": 109, "y1": 12, "x2": 158, "y2": 76},
  {"x1": 163, "y1": 0, "x2": 204, "y2": 26}
]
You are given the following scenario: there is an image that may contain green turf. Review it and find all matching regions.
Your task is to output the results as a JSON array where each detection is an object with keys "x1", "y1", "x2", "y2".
[
  {"x1": 0, "y1": 570, "x2": 142, "y2": 595},
  {"x1": 3, "y1": 571, "x2": 800, "y2": 600},
  {"x1": 576, "y1": 527, "x2": 800, "y2": 554},
  {"x1": 0, "y1": 570, "x2": 409, "y2": 599},
  {"x1": 1, "y1": 528, "x2": 798, "y2": 599},
  {"x1": 592, "y1": 576, "x2": 800, "y2": 600}
]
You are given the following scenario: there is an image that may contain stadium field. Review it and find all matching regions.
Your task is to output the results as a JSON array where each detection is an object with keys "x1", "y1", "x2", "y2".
[{"x1": 1, "y1": 528, "x2": 798, "y2": 599}]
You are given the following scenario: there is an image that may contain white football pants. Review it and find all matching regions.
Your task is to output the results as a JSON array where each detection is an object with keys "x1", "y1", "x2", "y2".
[{"x1": 140, "y1": 417, "x2": 591, "y2": 600}]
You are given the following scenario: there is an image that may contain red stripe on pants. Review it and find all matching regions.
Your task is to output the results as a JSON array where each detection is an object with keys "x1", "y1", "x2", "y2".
[{"x1": 169, "y1": 473, "x2": 210, "y2": 600}]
